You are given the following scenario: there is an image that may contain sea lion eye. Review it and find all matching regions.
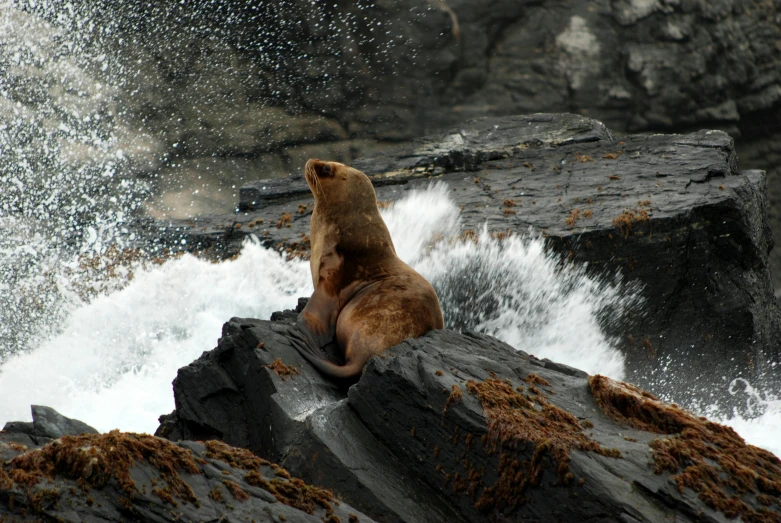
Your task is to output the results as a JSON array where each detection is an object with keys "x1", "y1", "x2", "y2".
[{"x1": 322, "y1": 164, "x2": 331, "y2": 176}]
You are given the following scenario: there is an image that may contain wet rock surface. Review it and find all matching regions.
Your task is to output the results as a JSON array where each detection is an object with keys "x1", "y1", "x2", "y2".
[
  {"x1": 156, "y1": 113, "x2": 781, "y2": 406},
  {"x1": 156, "y1": 312, "x2": 781, "y2": 522},
  {"x1": 0, "y1": 407, "x2": 374, "y2": 523},
  {"x1": 1, "y1": 405, "x2": 98, "y2": 447}
]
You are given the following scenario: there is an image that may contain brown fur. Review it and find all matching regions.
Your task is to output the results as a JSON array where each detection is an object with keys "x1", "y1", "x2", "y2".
[{"x1": 291, "y1": 159, "x2": 444, "y2": 381}]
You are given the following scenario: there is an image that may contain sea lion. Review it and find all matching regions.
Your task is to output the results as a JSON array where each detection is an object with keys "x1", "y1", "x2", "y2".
[{"x1": 289, "y1": 159, "x2": 444, "y2": 382}]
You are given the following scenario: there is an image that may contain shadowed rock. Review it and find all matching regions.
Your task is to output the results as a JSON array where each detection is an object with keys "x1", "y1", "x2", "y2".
[{"x1": 156, "y1": 311, "x2": 781, "y2": 522}]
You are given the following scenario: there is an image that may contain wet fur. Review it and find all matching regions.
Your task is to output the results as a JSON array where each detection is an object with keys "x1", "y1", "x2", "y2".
[{"x1": 291, "y1": 159, "x2": 444, "y2": 382}]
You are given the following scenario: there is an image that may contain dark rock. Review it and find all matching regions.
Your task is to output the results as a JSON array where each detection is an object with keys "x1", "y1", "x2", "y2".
[
  {"x1": 157, "y1": 312, "x2": 781, "y2": 522},
  {"x1": 1, "y1": 421, "x2": 33, "y2": 436},
  {"x1": 0, "y1": 426, "x2": 374, "y2": 522},
  {"x1": 53, "y1": 0, "x2": 780, "y2": 286},
  {"x1": 160, "y1": 114, "x2": 781, "y2": 407},
  {"x1": 2, "y1": 406, "x2": 98, "y2": 446},
  {"x1": 162, "y1": 314, "x2": 462, "y2": 523},
  {"x1": 97, "y1": 0, "x2": 781, "y2": 290},
  {"x1": 30, "y1": 405, "x2": 99, "y2": 440}
]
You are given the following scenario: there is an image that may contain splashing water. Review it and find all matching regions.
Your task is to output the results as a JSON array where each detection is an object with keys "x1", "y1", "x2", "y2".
[
  {"x1": 712, "y1": 380, "x2": 781, "y2": 457},
  {"x1": 0, "y1": 1, "x2": 149, "y2": 358},
  {"x1": 0, "y1": 241, "x2": 311, "y2": 431},
  {"x1": 1, "y1": 184, "x2": 631, "y2": 432},
  {"x1": 0, "y1": 181, "x2": 779, "y2": 458},
  {"x1": 384, "y1": 184, "x2": 633, "y2": 378}
]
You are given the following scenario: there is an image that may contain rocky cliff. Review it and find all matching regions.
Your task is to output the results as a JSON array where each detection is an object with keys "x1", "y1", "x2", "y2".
[
  {"x1": 159, "y1": 311, "x2": 781, "y2": 522},
  {"x1": 45, "y1": 0, "x2": 781, "y2": 290}
]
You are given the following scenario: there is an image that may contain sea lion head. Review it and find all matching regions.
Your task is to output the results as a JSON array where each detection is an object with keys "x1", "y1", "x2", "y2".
[{"x1": 304, "y1": 159, "x2": 376, "y2": 209}]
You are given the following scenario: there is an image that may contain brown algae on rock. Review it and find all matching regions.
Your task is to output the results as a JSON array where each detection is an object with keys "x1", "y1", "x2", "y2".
[
  {"x1": 589, "y1": 374, "x2": 781, "y2": 522},
  {"x1": 465, "y1": 377, "x2": 621, "y2": 512}
]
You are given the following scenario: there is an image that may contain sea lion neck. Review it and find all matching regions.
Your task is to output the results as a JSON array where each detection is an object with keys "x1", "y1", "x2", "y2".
[{"x1": 312, "y1": 199, "x2": 396, "y2": 257}]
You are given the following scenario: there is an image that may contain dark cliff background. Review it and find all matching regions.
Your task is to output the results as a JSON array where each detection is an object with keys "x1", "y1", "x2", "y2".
[{"x1": 30, "y1": 0, "x2": 781, "y2": 287}]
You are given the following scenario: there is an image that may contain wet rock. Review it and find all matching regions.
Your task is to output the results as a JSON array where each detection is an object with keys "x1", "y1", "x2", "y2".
[
  {"x1": 1, "y1": 406, "x2": 98, "y2": 446},
  {"x1": 157, "y1": 313, "x2": 781, "y2": 522},
  {"x1": 159, "y1": 113, "x2": 781, "y2": 407},
  {"x1": 0, "y1": 423, "x2": 374, "y2": 523},
  {"x1": 159, "y1": 310, "x2": 463, "y2": 523}
]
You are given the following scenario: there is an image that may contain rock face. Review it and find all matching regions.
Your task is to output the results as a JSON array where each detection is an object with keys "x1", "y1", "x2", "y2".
[
  {"x1": 41, "y1": 0, "x2": 781, "y2": 274},
  {"x1": 157, "y1": 312, "x2": 781, "y2": 522},
  {"x1": 161, "y1": 114, "x2": 781, "y2": 407},
  {"x1": 1, "y1": 405, "x2": 98, "y2": 446},
  {"x1": 0, "y1": 407, "x2": 375, "y2": 523}
]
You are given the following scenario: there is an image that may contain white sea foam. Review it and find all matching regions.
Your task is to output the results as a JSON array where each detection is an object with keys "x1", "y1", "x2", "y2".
[
  {"x1": 0, "y1": 184, "x2": 779, "y2": 460},
  {"x1": 720, "y1": 407, "x2": 781, "y2": 458},
  {"x1": 0, "y1": 185, "x2": 629, "y2": 432},
  {"x1": 382, "y1": 183, "x2": 631, "y2": 378},
  {"x1": 715, "y1": 380, "x2": 781, "y2": 457},
  {"x1": 0, "y1": 241, "x2": 311, "y2": 432}
]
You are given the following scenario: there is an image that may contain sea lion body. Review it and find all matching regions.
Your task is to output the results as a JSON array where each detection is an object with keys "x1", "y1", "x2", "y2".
[{"x1": 289, "y1": 159, "x2": 444, "y2": 382}]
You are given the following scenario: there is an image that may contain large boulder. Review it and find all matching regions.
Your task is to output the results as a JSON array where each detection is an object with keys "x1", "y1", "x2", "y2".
[
  {"x1": 160, "y1": 114, "x2": 781, "y2": 406},
  {"x1": 156, "y1": 311, "x2": 781, "y2": 522}
]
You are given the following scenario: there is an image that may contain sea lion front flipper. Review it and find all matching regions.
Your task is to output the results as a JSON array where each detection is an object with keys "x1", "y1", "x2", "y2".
[{"x1": 296, "y1": 286, "x2": 338, "y2": 349}]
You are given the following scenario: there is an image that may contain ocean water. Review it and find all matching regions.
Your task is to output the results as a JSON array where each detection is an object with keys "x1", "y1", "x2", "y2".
[{"x1": 0, "y1": 0, "x2": 778, "y2": 461}]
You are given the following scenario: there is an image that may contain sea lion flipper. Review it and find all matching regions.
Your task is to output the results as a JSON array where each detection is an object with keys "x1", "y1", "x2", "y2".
[
  {"x1": 288, "y1": 325, "x2": 362, "y2": 381},
  {"x1": 288, "y1": 325, "x2": 327, "y2": 359},
  {"x1": 296, "y1": 287, "x2": 338, "y2": 348}
]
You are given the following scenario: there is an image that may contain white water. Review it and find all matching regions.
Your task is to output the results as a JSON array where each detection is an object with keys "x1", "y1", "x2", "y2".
[
  {"x1": 0, "y1": 241, "x2": 311, "y2": 432},
  {"x1": 1, "y1": 185, "x2": 630, "y2": 431}
]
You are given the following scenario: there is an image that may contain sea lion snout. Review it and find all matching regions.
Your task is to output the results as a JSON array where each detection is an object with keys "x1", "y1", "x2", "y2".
[{"x1": 305, "y1": 159, "x2": 334, "y2": 179}]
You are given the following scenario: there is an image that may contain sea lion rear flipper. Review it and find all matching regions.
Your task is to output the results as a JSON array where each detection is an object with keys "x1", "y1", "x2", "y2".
[
  {"x1": 288, "y1": 326, "x2": 362, "y2": 382},
  {"x1": 290, "y1": 286, "x2": 339, "y2": 362},
  {"x1": 288, "y1": 325, "x2": 327, "y2": 360}
]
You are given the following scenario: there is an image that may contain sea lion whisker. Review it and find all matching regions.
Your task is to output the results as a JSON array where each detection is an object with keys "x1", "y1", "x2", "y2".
[
  {"x1": 305, "y1": 161, "x2": 325, "y2": 199},
  {"x1": 314, "y1": 171, "x2": 325, "y2": 200}
]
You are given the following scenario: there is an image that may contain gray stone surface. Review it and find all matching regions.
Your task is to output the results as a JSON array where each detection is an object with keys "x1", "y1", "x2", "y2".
[
  {"x1": 156, "y1": 312, "x2": 781, "y2": 522},
  {"x1": 158, "y1": 304, "x2": 465, "y2": 523},
  {"x1": 30, "y1": 405, "x2": 99, "y2": 440},
  {"x1": 63, "y1": 0, "x2": 781, "y2": 262},
  {"x1": 153, "y1": 114, "x2": 781, "y2": 408},
  {"x1": 2, "y1": 406, "x2": 99, "y2": 446}
]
